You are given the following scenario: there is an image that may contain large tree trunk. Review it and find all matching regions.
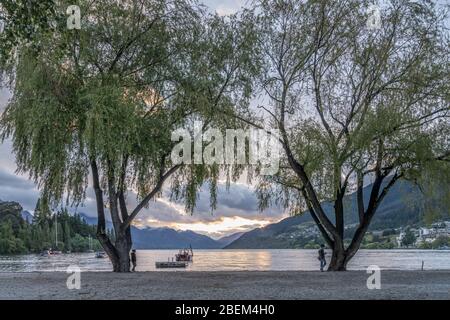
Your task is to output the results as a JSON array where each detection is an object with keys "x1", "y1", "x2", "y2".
[
  {"x1": 97, "y1": 231, "x2": 132, "y2": 272},
  {"x1": 327, "y1": 239, "x2": 348, "y2": 271},
  {"x1": 114, "y1": 235, "x2": 132, "y2": 272},
  {"x1": 105, "y1": 234, "x2": 132, "y2": 272},
  {"x1": 92, "y1": 158, "x2": 132, "y2": 272},
  {"x1": 328, "y1": 252, "x2": 347, "y2": 271}
]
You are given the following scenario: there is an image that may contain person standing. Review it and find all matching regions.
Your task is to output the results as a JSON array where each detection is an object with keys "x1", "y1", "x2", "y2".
[
  {"x1": 130, "y1": 249, "x2": 137, "y2": 272},
  {"x1": 318, "y1": 244, "x2": 326, "y2": 272}
]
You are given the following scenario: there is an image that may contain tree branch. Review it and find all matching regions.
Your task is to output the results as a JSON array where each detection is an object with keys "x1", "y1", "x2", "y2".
[{"x1": 121, "y1": 164, "x2": 181, "y2": 231}]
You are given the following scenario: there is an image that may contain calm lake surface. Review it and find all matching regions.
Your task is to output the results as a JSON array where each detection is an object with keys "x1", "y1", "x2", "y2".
[{"x1": 0, "y1": 249, "x2": 449, "y2": 272}]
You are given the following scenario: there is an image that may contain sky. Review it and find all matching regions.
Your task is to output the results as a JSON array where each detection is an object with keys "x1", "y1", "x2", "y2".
[{"x1": 0, "y1": 0, "x2": 287, "y2": 239}]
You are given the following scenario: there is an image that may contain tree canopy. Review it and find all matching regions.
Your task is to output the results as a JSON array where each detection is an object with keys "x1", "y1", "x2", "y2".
[
  {"x1": 228, "y1": 0, "x2": 449, "y2": 270},
  {"x1": 0, "y1": 0, "x2": 448, "y2": 272},
  {"x1": 1, "y1": 0, "x2": 258, "y2": 271}
]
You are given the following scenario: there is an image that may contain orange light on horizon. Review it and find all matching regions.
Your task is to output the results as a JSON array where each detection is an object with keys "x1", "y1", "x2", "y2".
[{"x1": 169, "y1": 216, "x2": 279, "y2": 237}]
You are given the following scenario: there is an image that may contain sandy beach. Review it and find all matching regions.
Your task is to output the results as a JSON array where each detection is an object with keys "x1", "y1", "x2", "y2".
[{"x1": 0, "y1": 270, "x2": 448, "y2": 300}]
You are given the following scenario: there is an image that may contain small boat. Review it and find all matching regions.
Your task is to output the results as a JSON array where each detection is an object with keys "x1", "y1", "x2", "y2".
[
  {"x1": 155, "y1": 261, "x2": 187, "y2": 269},
  {"x1": 175, "y1": 246, "x2": 194, "y2": 262},
  {"x1": 41, "y1": 249, "x2": 62, "y2": 256},
  {"x1": 40, "y1": 250, "x2": 51, "y2": 256},
  {"x1": 95, "y1": 251, "x2": 107, "y2": 258}
]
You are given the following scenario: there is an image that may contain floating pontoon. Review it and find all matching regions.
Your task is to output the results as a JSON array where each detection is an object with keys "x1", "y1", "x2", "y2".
[{"x1": 155, "y1": 261, "x2": 187, "y2": 268}]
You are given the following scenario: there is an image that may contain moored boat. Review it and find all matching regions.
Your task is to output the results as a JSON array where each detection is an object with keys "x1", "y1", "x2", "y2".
[
  {"x1": 175, "y1": 246, "x2": 194, "y2": 262},
  {"x1": 95, "y1": 251, "x2": 107, "y2": 258},
  {"x1": 40, "y1": 249, "x2": 62, "y2": 256}
]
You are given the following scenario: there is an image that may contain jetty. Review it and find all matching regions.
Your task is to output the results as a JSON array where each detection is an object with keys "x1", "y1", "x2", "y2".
[{"x1": 155, "y1": 261, "x2": 187, "y2": 269}]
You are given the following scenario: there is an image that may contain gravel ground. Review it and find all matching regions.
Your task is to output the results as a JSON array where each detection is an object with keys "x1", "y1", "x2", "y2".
[{"x1": 0, "y1": 271, "x2": 448, "y2": 300}]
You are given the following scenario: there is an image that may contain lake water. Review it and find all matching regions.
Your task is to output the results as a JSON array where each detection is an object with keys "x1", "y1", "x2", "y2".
[{"x1": 0, "y1": 249, "x2": 449, "y2": 272}]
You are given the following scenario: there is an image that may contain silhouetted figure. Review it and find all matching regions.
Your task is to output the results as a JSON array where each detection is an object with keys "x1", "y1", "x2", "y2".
[
  {"x1": 318, "y1": 244, "x2": 326, "y2": 272},
  {"x1": 131, "y1": 249, "x2": 137, "y2": 272}
]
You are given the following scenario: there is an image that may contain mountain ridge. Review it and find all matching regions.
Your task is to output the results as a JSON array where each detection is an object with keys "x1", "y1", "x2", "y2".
[
  {"x1": 78, "y1": 213, "x2": 226, "y2": 249},
  {"x1": 2, "y1": 178, "x2": 444, "y2": 250},
  {"x1": 225, "y1": 180, "x2": 436, "y2": 249}
]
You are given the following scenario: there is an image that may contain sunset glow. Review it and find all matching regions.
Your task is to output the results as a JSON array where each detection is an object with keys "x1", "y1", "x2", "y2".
[
  {"x1": 170, "y1": 216, "x2": 279, "y2": 238},
  {"x1": 132, "y1": 214, "x2": 282, "y2": 239}
]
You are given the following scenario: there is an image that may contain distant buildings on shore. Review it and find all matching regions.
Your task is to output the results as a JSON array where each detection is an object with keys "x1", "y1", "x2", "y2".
[{"x1": 397, "y1": 221, "x2": 450, "y2": 248}]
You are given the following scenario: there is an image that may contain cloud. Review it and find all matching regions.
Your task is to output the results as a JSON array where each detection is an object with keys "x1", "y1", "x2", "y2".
[
  {"x1": 0, "y1": 88, "x2": 41, "y2": 211},
  {"x1": 0, "y1": 140, "x2": 20, "y2": 173},
  {"x1": 129, "y1": 181, "x2": 285, "y2": 237},
  {"x1": 0, "y1": 169, "x2": 35, "y2": 190},
  {"x1": 171, "y1": 216, "x2": 275, "y2": 239},
  {"x1": 0, "y1": 168, "x2": 40, "y2": 210},
  {"x1": 0, "y1": 87, "x2": 10, "y2": 112},
  {"x1": 202, "y1": 0, "x2": 246, "y2": 16},
  {"x1": 68, "y1": 178, "x2": 285, "y2": 238}
]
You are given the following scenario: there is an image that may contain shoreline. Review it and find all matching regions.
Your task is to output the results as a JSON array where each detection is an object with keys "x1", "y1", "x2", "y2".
[
  {"x1": 0, "y1": 270, "x2": 449, "y2": 300},
  {"x1": 2, "y1": 266, "x2": 450, "y2": 272},
  {"x1": 2, "y1": 249, "x2": 450, "y2": 272}
]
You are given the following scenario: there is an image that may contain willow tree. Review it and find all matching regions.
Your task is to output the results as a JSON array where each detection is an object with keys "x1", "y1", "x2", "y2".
[
  {"x1": 0, "y1": 0, "x2": 256, "y2": 271},
  {"x1": 231, "y1": 0, "x2": 449, "y2": 270}
]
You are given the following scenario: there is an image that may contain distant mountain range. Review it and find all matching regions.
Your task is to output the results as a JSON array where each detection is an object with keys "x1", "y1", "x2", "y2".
[
  {"x1": 21, "y1": 210, "x2": 33, "y2": 223},
  {"x1": 215, "y1": 232, "x2": 245, "y2": 247},
  {"x1": 1, "y1": 178, "x2": 445, "y2": 249},
  {"x1": 0, "y1": 200, "x2": 238, "y2": 249},
  {"x1": 225, "y1": 180, "x2": 437, "y2": 249},
  {"x1": 78, "y1": 213, "x2": 239, "y2": 249},
  {"x1": 0, "y1": 199, "x2": 34, "y2": 225}
]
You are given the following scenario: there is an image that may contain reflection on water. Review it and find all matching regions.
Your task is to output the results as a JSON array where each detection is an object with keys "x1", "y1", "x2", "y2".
[{"x1": 0, "y1": 249, "x2": 449, "y2": 272}]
